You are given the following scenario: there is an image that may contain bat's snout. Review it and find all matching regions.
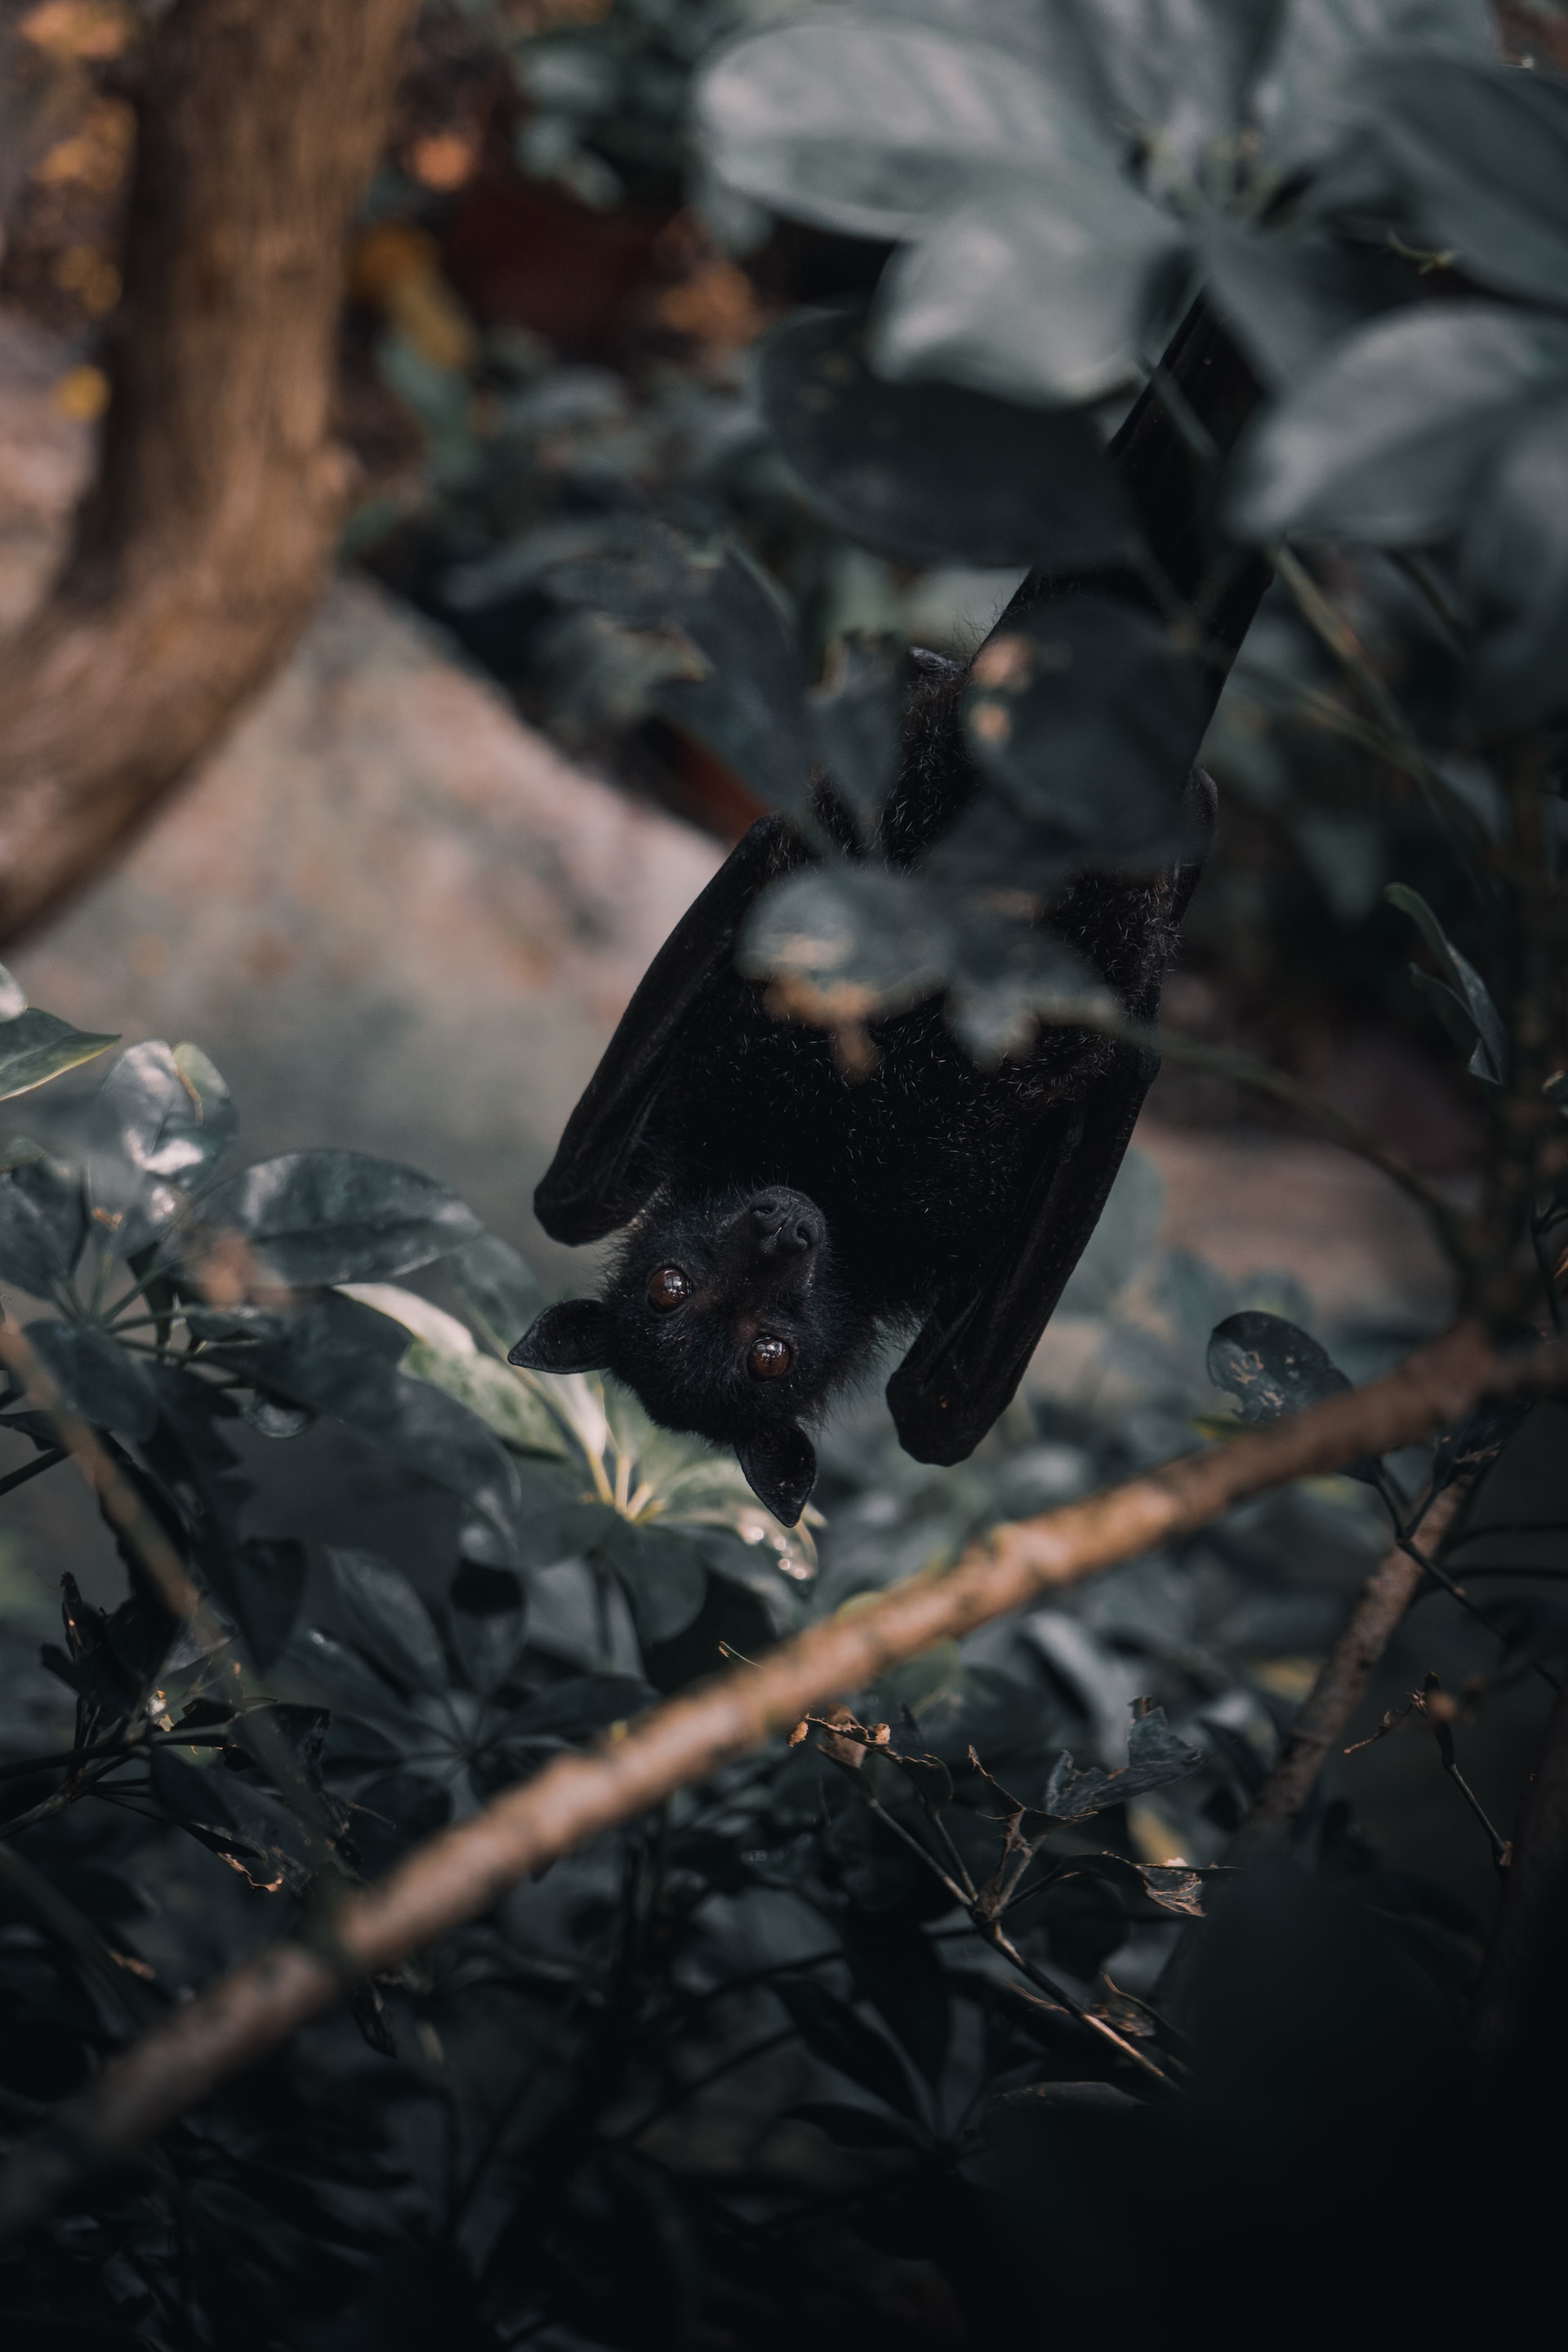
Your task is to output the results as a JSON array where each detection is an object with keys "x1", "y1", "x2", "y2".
[{"x1": 740, "y1": 1189, "x2": 823, "y2": 1263}]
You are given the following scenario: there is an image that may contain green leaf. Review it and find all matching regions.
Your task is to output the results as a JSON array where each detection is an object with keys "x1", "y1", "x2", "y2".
[
  {"x1": 773, "y1": 1976, "x2": 920, "y2": 2120},
  {"x1": 697, "y1": 18, "x2": 1113, "y2": 242},
  {"x1": 597, "y1": 1518, "x2": 710, "y2": 1645},
  {"x1": 761, "y1": 304, "x2": 1138, "y2": 568},
  {"x1": 1035, "y1": 1704, "x2": 1204, "y2": 1824},
  {"x1": 741, "y1": 865, "x2": 948, "y2": 1022},
  {"x1": 960, "y1": 601, "x2": 1208, "y2": 866},
  {"x1": 0, "y1": 1157, "x2": 86, "y2": 1296},
  {"x1": 198, "y1": 1292, "x2": 526, "y2": 1561},
  {"x1": 1206, "y1": 1310, "x2": 1353, "y2": 1421},
  {"x1": 1227, "y1": 304, "x2": 1568, "y2": 545},
  {"x1": 497, "y1": 1673, "x2": 653, "y2": 1744},
  {"x1": 875, "y1": 176, "x2": 1188, "y2": 408},
  {"x1": 402, "y1": 1334, "x2": 571, "y2": 1459},
  {"x1": 288, "y1": 1624, "x2": 408, "y2": 1728},
  {"x1": 84, "y1": 1039, "x2": 238, "y2": 1253},
  {"x1": 946, "y1": 920, "x2": 1115, "y2": 1067},
  {"x1": 205, "y1": 1539, "x2": 306, "y2": 1672},
  {"x1": 0, "y1": 1009, "x2": 118, "y2": 1104},
  {"x1": 1361, "y1": 52, "x2": 1568, "y2": 311},
  {"x1": 23, "y1": 1322, "x2": 157, "y2": 1441},
  {"x1": 319, "y1": 1548, "x2": 448, "y2": 1694},
  {"x1": 547, "y1": 522, "x2": 814, "y2": 811},
  {"x1": 450, "y1": 1561, "x2": 528, "y2": 1697},
  {"x1": 842, "y1": 1907, "x2": 952, "y2": 2084},
  {"x1": 445, "y1": 1232, "x2": 545, "y2": 1359},
  {"x1": 1253, "y1": 0, "x2": 1491, "y2": 178},
  {"x1": 740, "y1": 863, "x2": 1113, "y2": 1064},
  {"x1": 169, "y1": 1148, "x2": 483, "y2": 1287},
  {"x1": 810, "y1": 637, "x2": 905, "y2": 822},
  {"x1": 1385, "y1": 882, "x2": 1507, "y2": 1084},
  {"x1": 885, "y1": 1748, "x2": 954, "y2": 1819},
  {"x1": 1462, "y1": 395, "x2": 1568, "y2": 733},
  {"x1": 1198, "y1": 218, "x2": 1414, "y2": 388}
]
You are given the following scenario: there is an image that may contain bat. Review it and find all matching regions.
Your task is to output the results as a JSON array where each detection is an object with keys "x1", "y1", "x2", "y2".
[{"x1": 511, "y1": 305, "x2": 1268, "y2": 1523}]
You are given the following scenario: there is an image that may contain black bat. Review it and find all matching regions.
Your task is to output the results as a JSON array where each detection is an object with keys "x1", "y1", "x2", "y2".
[{"x1": 511, "y1": 305, "x2": 1267, "y2": 1525}]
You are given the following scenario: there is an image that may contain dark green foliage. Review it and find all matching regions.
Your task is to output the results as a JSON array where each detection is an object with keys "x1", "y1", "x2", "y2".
[{"x1": 4, "y1": 0, "x2": 1568, "y2": 2341}]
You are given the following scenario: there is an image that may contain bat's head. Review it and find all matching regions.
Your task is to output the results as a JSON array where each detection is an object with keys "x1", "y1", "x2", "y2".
[{"x1": 508, "y1": 1187, "x2": 870, "y2": 1524}]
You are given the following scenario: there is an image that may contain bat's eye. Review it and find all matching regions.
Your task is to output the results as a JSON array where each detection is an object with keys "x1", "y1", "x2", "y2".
[
  {"x1": 646, "y1": 1265, "x2": 690, "y2": 1313},
  {"x1": 747, "y1": 1335, "x2": 793, "y2": 1380}
]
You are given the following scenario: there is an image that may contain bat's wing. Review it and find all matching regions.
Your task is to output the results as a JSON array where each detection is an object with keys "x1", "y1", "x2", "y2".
[
  {"x1": 885, "y1": 1048, "x2": 1155, "y2": 1463},
  {"x1": 535, "y1": 812, "x2": 812, "y2": 1245},
  {"x1": 887, "y1": 774, "x2": 1215, "y2": 1466}
]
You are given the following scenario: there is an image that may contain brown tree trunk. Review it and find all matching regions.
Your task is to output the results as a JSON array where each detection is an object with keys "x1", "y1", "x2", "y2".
[{"x1": 0, "y1": 0, "x2": 417, "y2": 945}]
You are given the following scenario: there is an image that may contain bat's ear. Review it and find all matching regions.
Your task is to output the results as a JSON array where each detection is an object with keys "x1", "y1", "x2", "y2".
[
  {"x1": 508, "y1": 1300, "x2": 613, "y2": 1374},
  {"x1": 735, "y1": 1423, "x2": 817, "y2": 1527}
]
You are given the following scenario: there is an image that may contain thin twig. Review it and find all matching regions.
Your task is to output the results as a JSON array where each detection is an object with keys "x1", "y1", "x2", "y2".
[
  {"x1": 0, "y1": 1448, "x2": 68, "y2": 1498},
  {"x1": 1398, "y1": 1530, "x2": 1560, "y2": 1694}
]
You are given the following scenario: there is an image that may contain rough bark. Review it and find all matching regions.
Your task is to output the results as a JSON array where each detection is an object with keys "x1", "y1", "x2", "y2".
[
  {"x1": 0, "y1": 0, "x2": 418, "y2": 945},
  {"x1": 0, "y1": 1316, "x2": 1549, "y2": 2236}
]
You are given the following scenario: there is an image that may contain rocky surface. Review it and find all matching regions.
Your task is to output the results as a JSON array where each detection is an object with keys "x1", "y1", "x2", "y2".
[{"x1": 11, "y1": 574, "x2": 724, "y2": 1286}]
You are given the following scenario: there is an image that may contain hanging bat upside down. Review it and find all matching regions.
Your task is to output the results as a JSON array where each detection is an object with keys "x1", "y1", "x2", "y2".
[{"x1": 511, "y1": 307, "x2": 1268, "y2": 1524}]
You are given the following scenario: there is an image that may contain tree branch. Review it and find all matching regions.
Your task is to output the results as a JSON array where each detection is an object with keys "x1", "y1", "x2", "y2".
[
  {"x1": 0, "y1": 1316, "x2": 1557, "y2": 2233},
  {"x1": 0, "y1": 0, "x2": 417, "y2": 945}
]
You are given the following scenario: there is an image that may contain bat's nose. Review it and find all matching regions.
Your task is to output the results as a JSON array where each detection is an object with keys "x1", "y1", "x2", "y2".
[{"x1": 745, "y1": 1191, "x2": 822, "y2": 1260}]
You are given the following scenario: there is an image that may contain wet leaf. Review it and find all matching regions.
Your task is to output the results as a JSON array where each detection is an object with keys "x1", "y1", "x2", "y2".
[{"x1": 1207, "y1": 1310, "x2": 1353, "y2": 1423}]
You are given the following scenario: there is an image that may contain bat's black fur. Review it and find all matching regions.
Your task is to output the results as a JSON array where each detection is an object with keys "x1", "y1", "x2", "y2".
[
  {"x1": 513, "y1": 656, "x2": 1209, "y2": 1522},
  {"x1": 513, "y1": 306, "x2": 1267, "y2": 1524}
]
